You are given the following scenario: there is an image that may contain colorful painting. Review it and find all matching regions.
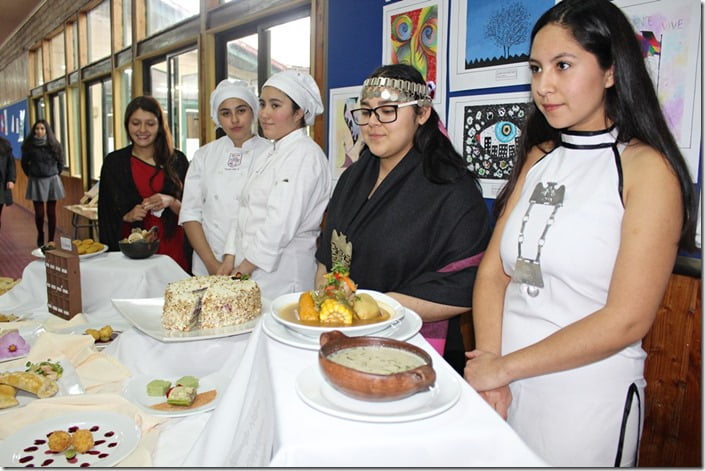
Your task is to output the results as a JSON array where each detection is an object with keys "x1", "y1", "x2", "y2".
[
  {"x1": 383, "y1": 0, "x2": 447, "y2": 120},
  {"x1": 448, "y1": 92, "x2": 532, "y2": 198},
  {"x1": 328, "y1": 86, "x2": 364, "y2": 184},
  {"x1": 448, "y1": 0, "x2": 555, "y2": 91},
  {"x1": 615, "y1": 0, "x2": 701, "y2": 181},
  {"x1": 0, "y1": 99, "x2": 28, "y2": 159}
]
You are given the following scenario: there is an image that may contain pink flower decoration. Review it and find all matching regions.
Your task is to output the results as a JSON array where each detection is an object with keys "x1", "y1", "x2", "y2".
[{"x1": 0, "y1": 331, "x2": 30, "y2": 359}]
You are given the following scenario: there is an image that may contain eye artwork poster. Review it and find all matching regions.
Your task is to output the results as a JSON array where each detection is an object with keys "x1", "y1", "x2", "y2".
[{"x1": 448, "y1": 92, "x2": 532, "y2": 198}]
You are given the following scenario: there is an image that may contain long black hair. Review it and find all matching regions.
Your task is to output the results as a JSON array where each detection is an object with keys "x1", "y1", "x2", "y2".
[
  {"x1": 123, "y1": 96, "x2": 183, "y2": 199},
  {"x1": 494, "y1": 0, "x2": 696, "y2": 251},
  {"x1": 366, "y1": 64, "x2": 473, "y2": 184},
  {"x1": 22, "y1": 119, "x2": 63, "y2": 164}
]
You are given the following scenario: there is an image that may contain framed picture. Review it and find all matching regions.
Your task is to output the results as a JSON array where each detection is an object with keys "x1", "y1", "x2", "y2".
[
  {"x1": 448, "y1": 0, "x2": 555, "y2": 91},
  {"x1": 383, "y1": 0, "x2": 447, "y2": 119},
  {"x1": 327, "y1": 86, "x2": 364, "y2": 184},
  {"x1": 448, "y1": 92, "x2": 532, "y2": 198},
  {"x1": 614, "y1": 0, "x2": 702, "y2": 182}
]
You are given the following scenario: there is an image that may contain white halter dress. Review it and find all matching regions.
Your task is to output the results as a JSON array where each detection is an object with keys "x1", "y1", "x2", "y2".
[{"x1": 499, "y1": 127, "x2": 645, "y2": 466}]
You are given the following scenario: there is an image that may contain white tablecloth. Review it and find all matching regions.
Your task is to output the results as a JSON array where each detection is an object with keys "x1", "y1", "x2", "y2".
[{"x1": 0, "y1": 252, "x2": 189, "y2": 326}]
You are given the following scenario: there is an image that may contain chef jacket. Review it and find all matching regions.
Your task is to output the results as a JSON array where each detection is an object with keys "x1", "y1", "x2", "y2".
[
  {"x1": 179, "y1": 134, "x2": 269, "y2": 275},
  {"x1": 224, "y1": 128, "x2": 332, "y2": 299}
]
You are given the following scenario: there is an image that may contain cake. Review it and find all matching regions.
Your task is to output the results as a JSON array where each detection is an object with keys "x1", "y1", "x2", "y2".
[
  {"x1": 0, "y1": 329, "x2": 30, "y2": 360},
  {"x1": 161, "y1": 276, "x2": 262, "y2": 331}
]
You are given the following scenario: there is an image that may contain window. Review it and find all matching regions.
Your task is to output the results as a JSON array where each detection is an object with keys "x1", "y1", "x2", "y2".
[
  {"x1": 87, "y1": 78, "x2": 113, "y2": 181},
  {"x1": 117, "y1": 67, "x2": 133, "y2": 148},
  {"x1": 34, "y1": 97, "x2": 46, "y2": 122},
  {"x1": 147, "y1": 47, "x2": 199, "y2": 160},
  {"x1": 87, "y1": 0, "x2": 112, "y2": 63},
  {"x1": 147, "y1": 0, "x2": 199, "y2": 36},
  {"x1": 50, "y1": 91, "x2": 68, "y2": 169},
  {"x1": 122, "y1": 0, "x2": 132, "y2": 48},
  {"x1": 33, "y1": 48, "x2": 44, "y2": 87},
  {"x1": 66, "y1": 22, "x2": 79, "y2": 71},
  {"x1": 68, "y1": 87, "x2": 82, "y2": 177},
  {"x1": 49, "y1": 33, "x2": 66, "y2": 81}
]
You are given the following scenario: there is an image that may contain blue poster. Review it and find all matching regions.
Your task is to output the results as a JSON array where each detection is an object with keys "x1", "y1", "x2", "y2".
[{"x1": 0, "y1": 99, "x2": 28, "y2": 159}]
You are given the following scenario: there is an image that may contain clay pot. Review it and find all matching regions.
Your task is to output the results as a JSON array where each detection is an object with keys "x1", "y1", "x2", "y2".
[{"x1": 318, "y1": 330, "x2": 436, "y2": 401}]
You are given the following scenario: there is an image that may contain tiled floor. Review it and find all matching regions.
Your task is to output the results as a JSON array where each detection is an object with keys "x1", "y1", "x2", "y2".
[{"x1": 0, "y1": 204, "x2": 38, "y2": 279}]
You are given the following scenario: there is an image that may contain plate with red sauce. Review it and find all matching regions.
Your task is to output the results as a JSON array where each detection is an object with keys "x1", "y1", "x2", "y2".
[{"x1": 0, "y1": 411, "x2": 141, "y2": 467}]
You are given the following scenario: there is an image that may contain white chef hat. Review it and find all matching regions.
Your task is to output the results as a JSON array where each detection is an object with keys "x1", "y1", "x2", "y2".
[
  {"x1": 262, "y1": 70, "x2": 323, "y2": 126},
  {"x1": 209, "y1": 79, "x2": 259, "y2": 128}
]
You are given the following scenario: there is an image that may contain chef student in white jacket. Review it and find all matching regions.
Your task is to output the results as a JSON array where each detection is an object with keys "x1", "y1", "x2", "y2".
[
  {"x1": 179, "y1": 79, "x2": 269, "y2": 275},
  {"x1": 218, "y1": 70, "x2": 332, "y2": 299}
]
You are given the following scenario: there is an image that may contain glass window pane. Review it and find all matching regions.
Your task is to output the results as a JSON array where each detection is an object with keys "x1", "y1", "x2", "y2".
[
  {"x1": 123, "y1": 0, "x2": 132, "y2": 48},
  {"x1": 88, "y1": 82, "x2": 103, "y2": 181},
  {"x1": 49, "y1": 33, "x2": 65, "y2": 81},
  {"x1": 149, "y1": 60, "x2": 169, "y2": 120},
  {"x1": 71, "y1": 23, "x2": 79, "y2": 70},
  {"x1": 87, "y1": 0, "x2": 112, "y2": 63},
  {"x1": 225, "y1": 33, "x2": 258, "y2": 91},
  {"x1": 34, "y1": 49, "x2": 44, "y2": 87},
  {"x1": 50, "y1": 92, "x2": 67, "y2": 169},
  {"x1": 105, "y1": 79, "x2": 114, "y2": 156},
  {"x1": 69, "y1": 87, "x2": 82, "y2": 177},
  {"x1": 118, "y1": 67, "x2": 132, "y2": 148},
  {"x1": 147, "y1": 0, "x2": 199, "y2": 36},
  {"x1": 34, "y1": 97, "x2": 45, "y2": 121},
  {"x1": 267, "y1": 17, "x2": 310, "y2": 76},
  {"x1": 169, "y1": 49, "x2": 199, "y2": 160}
]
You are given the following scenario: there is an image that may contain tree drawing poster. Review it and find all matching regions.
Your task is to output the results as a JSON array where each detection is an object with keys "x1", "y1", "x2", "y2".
[
  {"x1": 615, "y1": 0, "x2": 701, "y2": 181},
  {"x1": 449, "y1": 0, "x2": 555, "y2": 91},
  {"x1": 448, "y1": 92, "x2": 532, "y2": 198},
  {"x1": 383, "y1": 0, "x2": 447, "y2": 119},
  {"x1": 328, "y1": 86, "x2": 364, "y2": 184}
]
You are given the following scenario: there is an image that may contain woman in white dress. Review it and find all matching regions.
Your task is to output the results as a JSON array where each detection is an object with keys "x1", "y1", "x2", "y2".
[
  {"x1": 463, "y1": 0, "x2": 697, "y2": 466},
  {"x1": 218, "y1": 70, "x2": 332, "y2": 299},
  {"x1": 180, "y1": 79, "x2": 269, "y2": 275}
]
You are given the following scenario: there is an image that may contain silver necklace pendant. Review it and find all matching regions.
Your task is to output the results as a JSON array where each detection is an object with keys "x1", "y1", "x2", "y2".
[{"x1": 514, "y1": 257, "x2": 544, "y2": 288}]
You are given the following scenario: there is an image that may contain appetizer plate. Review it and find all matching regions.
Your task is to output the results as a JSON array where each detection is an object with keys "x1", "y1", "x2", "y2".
[
  {"x1": 263, "y1": 307, "x2": 422, "y2": 350},
  {"x1": 111, "y1": 297, "x2": 270, "y2": 343},
  {"x1": 0, "y1": 411, "x2": 141, "y2": 467},
  {"x1": 53, "y1": 324, "x2": 123, "y2": 351},
  {"x1": 0, "y1": 360, "x2": 85, "y2": 415},
  {"x1": 270, "y1": 289, "x2": 405, "y2": 338},
  {"x1": 122, "y1": 372, "x2": 225, "y2": 417},
  {"x1": 295, "y1": 363, "x2": 461, "y2": 423},
  {"x1": 31, "y1": 245, "x2": 108, "y2": 260},
  {"x1": 0, "y1": 324, "x2": 45, "y2": 363}
]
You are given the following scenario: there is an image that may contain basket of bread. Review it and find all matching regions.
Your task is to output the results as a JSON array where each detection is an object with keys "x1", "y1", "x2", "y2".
[{"x1": 118, "y1": 227, "x2": 159, "y2": 259}]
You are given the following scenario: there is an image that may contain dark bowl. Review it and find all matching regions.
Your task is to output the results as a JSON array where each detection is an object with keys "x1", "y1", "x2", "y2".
[
  {"x1": 318, "y1": 330, "x2": 436, "y2": 401},
  {"x1": 118, "y1": 239, "x2": 160, "y2": 259}
]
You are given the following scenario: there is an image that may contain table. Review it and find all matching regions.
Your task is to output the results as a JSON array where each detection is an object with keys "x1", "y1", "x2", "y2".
[
  {"x1": 64, "y1": 204, "x2": 99, "y2": 240},
  {"x1": 0, "y1": 262, "x2": 547, "y2": 467}
]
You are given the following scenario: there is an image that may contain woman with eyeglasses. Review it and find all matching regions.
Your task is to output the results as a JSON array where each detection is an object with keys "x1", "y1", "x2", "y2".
[{"x1": 315, "y1": 64, "x2": 491, "y2": 374}]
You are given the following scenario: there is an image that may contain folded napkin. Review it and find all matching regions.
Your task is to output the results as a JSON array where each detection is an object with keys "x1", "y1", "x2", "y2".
[
  {"x1": 42, "y1": 313, "x2": 89, "y2": 332},
  {"x1": 0, "y1": 393, "x2": 167, "y2": 467}
]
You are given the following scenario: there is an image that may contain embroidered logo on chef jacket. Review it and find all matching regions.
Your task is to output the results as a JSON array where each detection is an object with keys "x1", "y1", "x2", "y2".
[{"x1": 225, "y1": 149, "x2": 243, "y2": 170}]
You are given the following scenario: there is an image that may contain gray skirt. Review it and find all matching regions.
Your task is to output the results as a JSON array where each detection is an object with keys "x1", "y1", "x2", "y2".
[{"x1": 25, "y1": 175, "x2": 65, "y2": 201}]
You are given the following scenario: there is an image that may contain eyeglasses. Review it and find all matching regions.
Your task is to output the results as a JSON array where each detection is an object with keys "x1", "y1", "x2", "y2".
[{"x1": 350, "y1": 100, "x2": 420, "y2": 126}]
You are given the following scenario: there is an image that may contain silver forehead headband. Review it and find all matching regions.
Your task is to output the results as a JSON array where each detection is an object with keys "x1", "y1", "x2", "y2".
[{"x1": 360, "y1": 77, "x2": 432, "y2": 105}]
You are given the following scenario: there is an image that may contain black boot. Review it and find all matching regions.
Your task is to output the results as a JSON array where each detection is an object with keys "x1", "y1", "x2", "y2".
[{"x1": 37, "y1": 233, "x2": 44, "y2": 248}]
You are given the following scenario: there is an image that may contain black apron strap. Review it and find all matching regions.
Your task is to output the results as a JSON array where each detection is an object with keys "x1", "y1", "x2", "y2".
[{"x1": 614, "y1": 382, "x2": 642, "y2": 467}]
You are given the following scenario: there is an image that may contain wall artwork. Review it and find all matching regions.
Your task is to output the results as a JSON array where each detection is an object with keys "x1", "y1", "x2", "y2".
[
  {"x1": 0, "y1": 99, "x2": 28, "y2": 159},
  {"x1": 327, "y1": 86, "x2": 364, "y2": 184},
  {"x1": 614, "y1": 0, "x2": 702, "y2": 182},
  {"x1": 448, "y1": 92, "x2": 532, "y2": 198},
  {"x1": 448, "y1": 0, "x2": 555, "y2": 91},
  {"x1": 383, "y1": 0, "x2": 447, "y2": 119}
]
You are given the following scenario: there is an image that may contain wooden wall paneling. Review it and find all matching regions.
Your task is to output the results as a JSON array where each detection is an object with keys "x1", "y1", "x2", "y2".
[{"x1": 639, "y1": 273, "x2": 702, "y2": 466}]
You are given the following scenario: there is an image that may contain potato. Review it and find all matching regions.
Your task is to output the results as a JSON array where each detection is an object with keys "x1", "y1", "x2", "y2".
[
  {"x1": 99, "y1": 325, "x2": 113, "y2": 342},
  {"x1": 353, "y1": 293, "x2": 381, "y2": 320}
]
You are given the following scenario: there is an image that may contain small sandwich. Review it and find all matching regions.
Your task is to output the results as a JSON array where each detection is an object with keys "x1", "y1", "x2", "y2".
[{"x1": 166, "y1": 386, "x2": 197, "y2": 406}]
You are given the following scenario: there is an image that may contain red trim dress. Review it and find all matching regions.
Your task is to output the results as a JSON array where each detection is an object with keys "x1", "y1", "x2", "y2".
[{"x1": 123, "y1": 156, "x2": 189, "y2": 271}]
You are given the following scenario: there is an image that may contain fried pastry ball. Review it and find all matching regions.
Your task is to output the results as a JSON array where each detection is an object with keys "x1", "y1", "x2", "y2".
[
  {"x1": 71, "y1": 429, "x2": 95, "y2": 453},
  {"x1": 98, "y1": 325, "x2": 113, "y2": 342},
  {"x1": 47, "y1": 430, "x2": 72, "y2": 452}
]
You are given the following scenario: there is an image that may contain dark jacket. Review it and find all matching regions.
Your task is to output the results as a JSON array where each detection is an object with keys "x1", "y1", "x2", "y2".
[
  {"x1": 20, "y1": 140, "x2": 64, "y2": 178},
  {"x1": 0, "y1": 138, "x2": 16, "y2": 205},
  {"x1": 98, "y1": 144, "x2": 189, "y2": 251}
]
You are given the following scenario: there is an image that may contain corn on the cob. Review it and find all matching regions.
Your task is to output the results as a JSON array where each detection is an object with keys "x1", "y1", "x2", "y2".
[
  {"x1": 319, "y1": 298, "x2": 354, "y2": 325},
  {"x1": 298, "y1": 291, "x2": 319, "y2": 321}
]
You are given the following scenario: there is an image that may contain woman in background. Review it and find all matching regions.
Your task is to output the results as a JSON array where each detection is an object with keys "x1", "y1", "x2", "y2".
[
  {"x1": 218, "y1": 70, "x2": 332, "y2": 299},
  {"x1": 99, "y1": 96, "x2": 190, "y2": 271},
  {"x1": 180, "y1": 79, "x2": 269, "y2": 275},
  {"x1": 21, "y1": 120, "x2": 65, "y2": 247},
  {"x1": 464, "y1": 0, "x2": 697, "y2": 465},
  {"x1": 0, "y1": 135, "x2": 16, "y2": 234}
]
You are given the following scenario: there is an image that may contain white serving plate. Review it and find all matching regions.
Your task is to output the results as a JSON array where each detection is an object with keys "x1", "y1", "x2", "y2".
[
  {"x1": 270, "y1": 289, "x2": 405, "y2": 338},
  {"x1": 263, "y1": 307, "x2": 422, "y2": 350},
  {"x1": 0, "y1": 324, "x2": 45, "y2": 363},
  {"x1": 0, "y1": 411, "x2": 141, "y2": 467},
  {"x1": 122, "y1": 372, "x2": 225, "y2": 417},
  {"x1": 295, "y1": 363, "x2": 461, "y2": 423},
  {"x1": 0, "y1": 360, "x2": 84, "y2": 414},
  {"x1": 111, "y1": 297, "x2": 269, "y2": 342},
  {"x1": 31, "y1": 245, "x2": 108, "y2": 260}
]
